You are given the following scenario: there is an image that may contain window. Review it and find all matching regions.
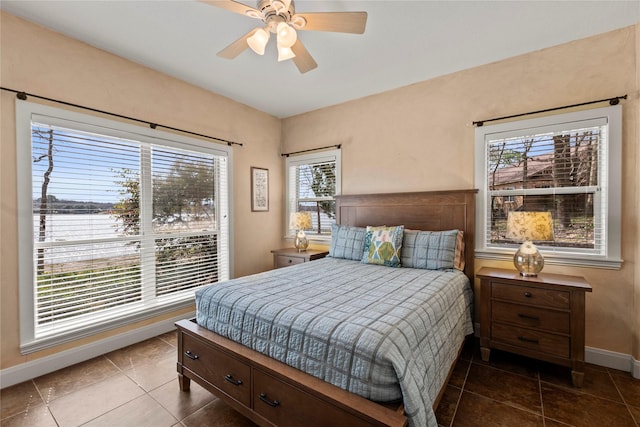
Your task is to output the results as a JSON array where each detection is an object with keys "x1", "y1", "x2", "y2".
[
  {"x1": 17, "y1": 101, "x2": 231, "y2": 352},
  {"x1": 285, "y1": 149, "x2": 341, "y2": 240},
  {"x1": 475, "y1": 105, "x2": 621, "y2": 268}
]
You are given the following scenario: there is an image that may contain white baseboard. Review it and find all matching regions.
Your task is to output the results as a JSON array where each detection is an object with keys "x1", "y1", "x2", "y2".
[
  {"x1": 1, "y1": 312, "x2": 194, "y2": 389},
  {"x1": 585, "y1": 346, "x2": 639, "y2": 378}
]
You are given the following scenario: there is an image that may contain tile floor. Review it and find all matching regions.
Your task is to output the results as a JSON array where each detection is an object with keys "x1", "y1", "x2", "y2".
[{"x1": 1, "y1": 332, "x2": 639, "y2": 426}]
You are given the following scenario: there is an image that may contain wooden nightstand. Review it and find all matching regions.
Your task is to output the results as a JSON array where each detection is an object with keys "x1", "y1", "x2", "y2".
[
  {"x1": 271, "y1": 248, "x2": 329, "y2": 269},
  {"x1": 477, "y1": 267, "x2": 592, "y2": 387}
]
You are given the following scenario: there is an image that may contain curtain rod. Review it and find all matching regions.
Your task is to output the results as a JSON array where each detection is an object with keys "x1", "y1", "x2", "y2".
[
  {"x1": 0, "y1": 86, "x2": 244, "y2": 147},
  {"x1": 472, "y1": 94, "x2": 627, "y2": 127},
  {"x1": 281, "y1": 144, "x2": 341, "y2": 157}
]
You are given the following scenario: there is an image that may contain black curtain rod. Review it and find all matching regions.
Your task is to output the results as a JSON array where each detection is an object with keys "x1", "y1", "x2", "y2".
[
  {"x1": 1, "y1": 86, "x2": 243, "y2": 147},
  {"x1": 281, "y1": 144, "x2": 341, "y2": 157},
  {"x1": 473, "y1": 94, "x2": 627, "y2": 127}
]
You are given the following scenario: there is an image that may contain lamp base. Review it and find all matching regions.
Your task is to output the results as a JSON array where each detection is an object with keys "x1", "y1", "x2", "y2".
[
  {"x1": 513, "y1": 241, "x2": 544, "y2": 277},
  {"x1": 294, "y1": 230, "x2": 308, "y2": 252}
]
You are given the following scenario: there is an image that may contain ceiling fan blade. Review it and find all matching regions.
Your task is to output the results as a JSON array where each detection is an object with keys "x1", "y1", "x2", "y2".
[
  {"x1": 199, "y1": 0, "x2": 261, "y2": 18},
  {"x1": 217, "y1": 28, "x2": 258, "y2": 59},
  {"x1": 295, "y1": 12, "x2": 367, "y2": 34},
  {"x1": 291, "y1": 40, "x2": 317, "y2": 74}
]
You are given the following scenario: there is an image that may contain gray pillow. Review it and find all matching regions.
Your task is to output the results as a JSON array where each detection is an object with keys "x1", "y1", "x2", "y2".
[
  {"x1": 401, "y1": 229, "x2": 459, "y2": 270},
  {"x1": 329, "y1": 224, "x2": 367, "y2": 260}
]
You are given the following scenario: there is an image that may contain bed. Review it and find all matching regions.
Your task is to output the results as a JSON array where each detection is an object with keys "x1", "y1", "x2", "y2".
[{"x1": 176, "y1": 189, "x2": 477, "y2": 427}]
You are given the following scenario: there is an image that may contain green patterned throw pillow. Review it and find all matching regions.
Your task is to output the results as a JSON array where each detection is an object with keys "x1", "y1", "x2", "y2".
[{"x1": 361, "y1": 225, "x2": 404, "y2": 267}]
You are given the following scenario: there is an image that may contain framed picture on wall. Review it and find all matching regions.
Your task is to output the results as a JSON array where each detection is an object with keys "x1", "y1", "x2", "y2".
[{"x1": 251, "y1": 167, "x2": 269, "y2": 212}]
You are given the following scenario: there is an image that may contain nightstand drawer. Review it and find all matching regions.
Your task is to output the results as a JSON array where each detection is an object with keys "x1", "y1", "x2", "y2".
[
  {"x1": 275, "y1": 255, "x2": 305, "y2": 268},
  {"x1": 492, "y1": 282, "x2": 570, "y2": 309},
  {"x1": 492, "y1": 323, "x2": 570, "y2": 359},
  {"x1": 492, "y1": 301, "x2": 571, "y2": 334}
]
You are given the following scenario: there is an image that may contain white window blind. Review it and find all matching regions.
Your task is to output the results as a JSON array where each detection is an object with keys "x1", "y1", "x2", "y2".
[
  {"x1": 18, "y1": 101, "x2": 231, "y2": 352},
  {"x1": 475, "y1": 105, "x2": 621, "y2": 268},
  {"x1": 285, "y1": 150, "x2": 341, "y2": 238}
]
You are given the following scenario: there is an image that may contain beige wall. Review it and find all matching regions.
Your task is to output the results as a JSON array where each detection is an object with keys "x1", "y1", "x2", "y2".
[
  {"x1": 283, "y1": 26, "x2": 639, "y2": 358},
  {"x1": 635, "y1": 22, "x2": 640, "y2": 364},
  {"x1": 0, "y1": 12, "x2": 283, "y2": 369},
  {"x1": 1, "y1": 10, "x2": 638, "y2": 375}
]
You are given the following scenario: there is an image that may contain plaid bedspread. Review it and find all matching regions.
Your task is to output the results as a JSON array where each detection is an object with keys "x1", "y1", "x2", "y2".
[{"x1": 196, "y1": 257, "x2": 473, "y2": 427}]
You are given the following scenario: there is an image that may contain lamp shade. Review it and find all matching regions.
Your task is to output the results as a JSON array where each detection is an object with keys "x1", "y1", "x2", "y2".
[
  {"x1": 277, "y1": 46, "x2": 295, "y2": 61},
  {"x1": 247, "y1": 28, "x2": 270, "y2": 55},
  {"x1": 289, "y1": 212, "x2": 312, "y2": 230},
  {"x1": 276, "y1": 22, "x2": 297, "y2": 48},
  {"x1": 505, "y1": 211, "x2": 554, "y2": 242}
]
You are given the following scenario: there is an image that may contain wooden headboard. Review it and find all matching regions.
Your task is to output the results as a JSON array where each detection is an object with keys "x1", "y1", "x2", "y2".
[{"x1": 335, "y1": 189, "x2": 477, "y2": 282}]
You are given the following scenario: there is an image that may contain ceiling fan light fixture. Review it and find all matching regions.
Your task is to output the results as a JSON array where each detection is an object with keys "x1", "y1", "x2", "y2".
[
  {"x1": 271, "y1": 0, "x2": 292, "y2": 15},
  {"x1": 276, "y1": 22, "x2": 297, "y2": 48},
  {"x1": 277, "y1": 46, "x2": 295, "y2": 62},
  {"x1": 290, "y1": 15, "x2": 306, "y2": 29},
  {"x1": 247, "y1": 27, "x2": 270, "y2": 55}
]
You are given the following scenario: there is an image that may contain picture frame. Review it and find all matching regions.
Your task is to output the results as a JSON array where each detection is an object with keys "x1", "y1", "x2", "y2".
[{"x1": 251, "y1": 167, "x2": 269, "y2": 212}]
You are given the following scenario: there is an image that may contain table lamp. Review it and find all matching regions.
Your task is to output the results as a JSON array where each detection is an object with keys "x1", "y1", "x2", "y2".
[
  {"x1": 289, "y1": 212, "x2": 312, "y2": 252},
  {"x1": 505, "y1": 211, "x2": 554, "y2": 277}
]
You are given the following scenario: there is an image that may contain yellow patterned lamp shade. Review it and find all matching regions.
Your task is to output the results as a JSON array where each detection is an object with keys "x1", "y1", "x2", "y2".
[
  {"x1": 506, "y1": 212, "x2": 554, "y2": 277},
  {"x1": 289, "y1": 212, "x2": 312, "y2": 252}
]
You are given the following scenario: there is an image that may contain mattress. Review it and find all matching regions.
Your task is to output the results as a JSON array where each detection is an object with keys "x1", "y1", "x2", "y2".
[{"x1": 195, "y1": 257, "x2": 473, "y2": 427}]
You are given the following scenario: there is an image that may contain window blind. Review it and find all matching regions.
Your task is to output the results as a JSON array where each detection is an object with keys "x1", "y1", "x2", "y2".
[
  {"x1": 23, "y1": 108, "x2": 230, "y2": 348},
  {"x1": 484, "y1": 120, "x2": 608, "y2": 255},
  {"x1": 286, "y1": 152, "x2": 339, "y2": 236}
]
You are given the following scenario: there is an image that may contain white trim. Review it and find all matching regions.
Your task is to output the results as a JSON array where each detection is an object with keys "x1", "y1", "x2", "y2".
[
  {"x1": 0, "y1": 312, "x2": 194, "y2": 388},
  {"x1": 16, "y1": 99, "x2": 232, "y2": 351},
  {"x1": 474, "y1": 104, "x2": 622, "y2": 268},
  {"x1": 585, "y1": 346, "x2": 639, "y2": 378},
  {"x1": 284, "y1": 148, "x2": 341, "y2": 238}
]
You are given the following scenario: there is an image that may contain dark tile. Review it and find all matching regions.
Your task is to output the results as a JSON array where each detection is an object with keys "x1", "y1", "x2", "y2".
[
  {"x1": 609, "y1": 371, "x2": 640, "y2": 407},
  {"x1": 33, "y1": 356, "x2": 119, "y2": 402},
  {"x1": 82, "y1": 394, "x2": 177, "y2": 427},
  {"x1": 539, "y1": 362, "x2": 622, "y2": 402},
  {"x1": 453, "y1": 391, "x2": 543, "y2": 427},
  {"x1": 629, "y1": 404, "x2": 640, "y2": 424},
  {"x1": 122, "y1": 354, "x2": 177, "y2": 392},
  {"x1": 541, "y1": 382, "x2": 636, "y2": 427},
  {"x1": 105, "y1": 337, "x2": 175, "y2": 370},
  {"x1": 0, "y1": 381, "x2": 43, "y2": 420},
  {"x1": 464, "y1": 362, "x2": 542, "y2": 413},
  {"x1": 448, "y1": 358, "x2": 470, "y2": 389},
  {"x1": 157, "y1": 330, "x2": 178, "y2": 347},
  {"x1": 149, "y1": 377, "x2": 216, "y2": 421},
  {"x1": 0, "y1": 405, "x2": 57, "y2": 427},
  {"x1": 473, "y1": 347, "x2": 539, "y2": 379},
  {"x1": 543, "y1": 418, "x2": 574, "y2": 426},
  {"x1": 434, "y1": 385, "x2": 461, "y2": 427},
  {"x1": 47, "y1": 373, "x2": 144, "y2": 426},
  {"x1": 458, "y1": 337, "x2": 477, "y2": 362},
  {"x1": 181, "y1": 399, "x2": 257, "y2": 427}
]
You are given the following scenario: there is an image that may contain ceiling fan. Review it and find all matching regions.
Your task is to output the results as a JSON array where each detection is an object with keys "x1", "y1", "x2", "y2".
[{"x1": 201, "y1": 0, "x2": 367, "y2": 73}]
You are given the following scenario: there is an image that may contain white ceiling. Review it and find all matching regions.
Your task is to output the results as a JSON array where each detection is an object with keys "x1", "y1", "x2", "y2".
[{"x1": 2, "y1": 1, "x2": 639, "y2": 118}]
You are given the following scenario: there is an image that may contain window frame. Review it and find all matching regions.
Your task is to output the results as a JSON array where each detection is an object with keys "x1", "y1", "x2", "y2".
[
  {"x1": 16, "y1": 100, "x2": 233, "y2": 353},
  {"x1": 285, "y1": 149, "x2": 342, "y2": 242},
  {"x1": 474, "y1": 105, "x2": 622, "y2": 269}
]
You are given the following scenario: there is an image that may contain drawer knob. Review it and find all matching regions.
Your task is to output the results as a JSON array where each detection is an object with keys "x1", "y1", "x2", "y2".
[
  {"x1": 524, "y1": 292, "x2": 533, "y2": 298},
  {"x1": 517, "y1": 313, "x2": 540, "y2": 321},
  {"x1": 224, "y1": 374, "x2": 243, "y2": 386},
  {"x1": 259, "y1": 393, "x2": 280, "y2": 408},
  {"x1": 288, "y1": 259, "x2": 292, "y2": 263},
  {"x1": 517, "y1": 336, "x2": 539, "y2": 344},
  {"x1": 184, "y1": 350, "x2": 199, "y2": 360}
]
